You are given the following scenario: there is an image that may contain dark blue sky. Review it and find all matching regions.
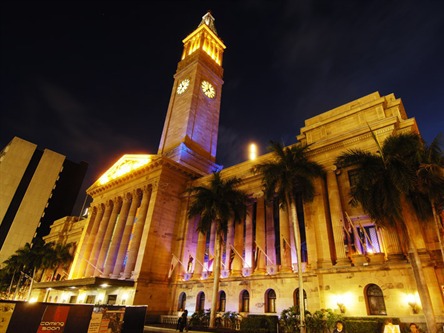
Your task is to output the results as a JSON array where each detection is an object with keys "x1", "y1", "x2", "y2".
[{"x1": 1, "y1": 1, "x2": 443, "y2": 208}]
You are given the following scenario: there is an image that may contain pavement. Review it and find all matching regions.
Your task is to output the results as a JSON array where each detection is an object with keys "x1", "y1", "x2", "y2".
[
  {"x1": 143, "y1": 325, "x2": 214, "y2": 333},
  {"x1": 144, "y1": 325, "x2": 213, "y2": 333}
]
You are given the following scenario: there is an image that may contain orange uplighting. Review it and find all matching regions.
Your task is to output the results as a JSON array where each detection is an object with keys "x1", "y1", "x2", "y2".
[
  {"x1": 98, "y1": 154, "x2": 152, "y2": 185},
  {"x1": 181, "y1": 24, "x2": 225, "y2": 65}
]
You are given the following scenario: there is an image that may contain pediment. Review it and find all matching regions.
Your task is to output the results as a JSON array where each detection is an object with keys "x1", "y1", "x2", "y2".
[{"x1": 97, "y1": 154, "x2": 154, "y2": 185}]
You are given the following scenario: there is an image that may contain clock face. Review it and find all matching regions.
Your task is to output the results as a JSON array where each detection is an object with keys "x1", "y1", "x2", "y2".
[
  {"x1": 201, "y1": 80, "x2": 216, "y2": 98},
  {"x1": 177, "y1": 78, "x2": 190, "y2": 94}
]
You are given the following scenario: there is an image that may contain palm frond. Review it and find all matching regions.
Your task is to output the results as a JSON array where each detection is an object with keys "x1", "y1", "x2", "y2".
[{"x1": 187, "y1": 172, "x2": 249, "y2": 236}]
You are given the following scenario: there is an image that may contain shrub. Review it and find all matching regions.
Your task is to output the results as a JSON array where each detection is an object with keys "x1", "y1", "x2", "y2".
[
  {"x1": 305, "y1": 309, "x2": 342, "y2": 333},
  {"x1": 189, "y1": 309, "x2": 210, "y2": 328},
  {"x1": 240, "y1": 314, "x2": 279, "y2": 333}
]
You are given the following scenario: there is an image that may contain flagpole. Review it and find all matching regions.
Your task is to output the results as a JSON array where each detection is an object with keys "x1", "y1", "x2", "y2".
[
  {"x1": 256, "y1": 244, "x2": 274, "y2": 265},
  {"x1": 230, "y1": 245, "x2": 250, "y2": 268}
]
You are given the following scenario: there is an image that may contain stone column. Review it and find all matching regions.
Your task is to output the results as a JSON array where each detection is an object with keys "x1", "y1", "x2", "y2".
[
  {"x1": 209, "y1": 222, "x2": 216, "y2": 261},
  {"x1": 326, "y1": 168, "x2": 349, "y2": 266},
  {"x1": 123, "y1": 186, "x2": 152, "y2": 279},
  {"x1": 194, "y1": 230, "x2": 206, "y2": 279},
  {"x1": 231, "y1": 216, "x2": 244, "y2": 276},
  {"x1": 244, "y1": 205, "x2": 254, "y2": 272},
  {"x1": 305, "y1": 177, "x2": 331, "y2": 269},
  {"x1": 224, "y1": 219, "x2": 234, "y2": 272},
  {"x1": 96, "y1": 197, "x2": 123, "y2": 275},
  {"x1": 74, "y1": 205, "x2": 103, "y2": 278},
  {"x1": 255, "y1": 198, "x2": 267, "y2": 274},
  {"x1": 85, "y1": 201, "x2": 113, "y2": 277},
  {"x1": 380, "y1": 226, "x2": 404, "y2": 261},
  {"x1": 279, "y1": 208, "x2": 292, "y2": 272},
  {"x1": 112, "y1": 189, "x2": 141, "y2": 278},
  {"x1": 102, "y1": 194, "x2": 131, "y2": 276},
  {"x1": 265, "y1": 200, "x2": 276, "y2": 265}
]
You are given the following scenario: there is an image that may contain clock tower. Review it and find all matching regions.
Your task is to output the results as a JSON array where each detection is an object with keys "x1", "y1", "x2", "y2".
[{"x1": 158, "y1": 11, "x2": 226, "y2": 175}]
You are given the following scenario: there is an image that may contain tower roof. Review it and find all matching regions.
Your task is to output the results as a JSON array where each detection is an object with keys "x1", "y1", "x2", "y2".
[{"x1": 198, "y1": 11, "x2": 218, "y2": 35}]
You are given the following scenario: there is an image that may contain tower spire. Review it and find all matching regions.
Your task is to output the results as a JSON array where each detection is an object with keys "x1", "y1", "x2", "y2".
[
  {"x1": 198, "y1": 11, "x2": 218, "y2": 35},
  {"x1": 157, "y1": 12, "x2": 225, "y2": 175}
]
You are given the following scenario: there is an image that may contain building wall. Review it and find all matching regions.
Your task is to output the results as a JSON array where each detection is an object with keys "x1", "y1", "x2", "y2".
[
  {"x1": 30, "y1": 14, "x2": 443, "y2": 327},
  {"x1": 0, "y1": 137, "x2": 87, "y2": 264},
  {"x1": 170, "y1": 92, "x2": 444, "y2": 323}
]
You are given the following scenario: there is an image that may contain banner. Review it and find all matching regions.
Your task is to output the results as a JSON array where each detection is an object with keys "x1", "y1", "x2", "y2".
[
  {"x1": 168, "y1": 255, "x2": 179, "y2": 278},
  {"x1": 37, "y1": 305, "x2": 70, "y2": 333},
  {"x1": 87, "y1": 307, "x2": 125, "y2": 333},
  {"x1": 0, "y1": 302, "x2": 15, "y2": 333}
]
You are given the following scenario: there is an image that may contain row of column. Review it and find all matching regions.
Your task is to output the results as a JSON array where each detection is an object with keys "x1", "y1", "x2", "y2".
[
  {"x1": 187, "y1": 197, "x2": 299, "y2": 278},
  {"x1": 202, "y1": 34, "x2": 223, "y2": 65},
  {"x1": 73, "y1": 186, "x2": 152, "y2": 279},
  {"x1": 183, "y1": 34, "x2": 201, "y2": 59},
  {"x1": 182, "y1": 167, "x2": 405, "y2": 278},
  {"x1": 326, "y1": 167, "x2": 403, "y2": 265}
]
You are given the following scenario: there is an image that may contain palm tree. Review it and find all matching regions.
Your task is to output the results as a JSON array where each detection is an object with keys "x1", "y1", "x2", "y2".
[
  {"x1": 0, "y1": 254, "x2": 21, "y2": 298},
  {"x1": 253, "y1": 141, "x2": 325, "y2": 333},
  {"x1": 416, "y1": 135, "x2": 444, "y2": 262},
  {"x1": 46, "y1": 243, "x2": 74, "y2": 281},
  {"x1": 187, "y1": 171, "x2": 250, "y2": 328},
  {"x1": 13, "y1": 238, "x2": 56, "y2": 300},
  {"x1": 335, "y1": 132, "x2": 440, "y2": 333}
]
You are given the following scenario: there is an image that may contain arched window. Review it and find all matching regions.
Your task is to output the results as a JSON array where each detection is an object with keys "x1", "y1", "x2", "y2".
[
  {"x1": 365, "y1": 284, "x2": 387, "y2": 315},
  {"x1": 293, "y1": 288, "x2": 308, "y2": 310},
  {"x1": 178, "y1": 292, "x2": 186, "y2": 311},
  {"x1": 240, "y1": 290, "x2": 250, "y2": 313},
  {"x1": 218, "y1": 290, "x2": 226, "y2": 312},
  {"x1": 265, "y1": 289, "x2": 276, "y2": 313},
  {"x1": 196, "y1": 292, "x2": 205, "y2": 312}
]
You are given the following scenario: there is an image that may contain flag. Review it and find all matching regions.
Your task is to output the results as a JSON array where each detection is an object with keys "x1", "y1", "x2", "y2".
[
  {"x1": 253, "y1": 241, "x2": 259, "y2": 269},
  {"x1": 207, "y1": 254, "x2": 215, "y2": 270},
  {"x1": 187, "y1": 255, "x2": 194, "y2": 273},
  {"x1": 168, "y1": 255, "x2": 179, "y2": 278},
  {"x1": 229, "y1": 249, "x2": 235, "y2": 270}
]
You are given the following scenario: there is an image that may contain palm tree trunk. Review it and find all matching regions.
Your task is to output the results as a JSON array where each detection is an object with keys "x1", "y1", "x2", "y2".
[
  {"x1": 13, "y1": 271, "x2": 23, "y2": 300},
  {"x1": 26, "y1": 267, "x2": 37, "y2": 301},
  {"x1": 401, "y1": 196, "x2": 437, "y2": 333},
  {"x1": 288, "y1": 198, "x2": 306, "y2": 333},
  {"x1": 7, "y1": 269, "x2": 17, "y2": 298},
  {"x1": 431, "y1": 200, "x2": 444, "y2": 263},
  {"x1": 209, "y1": 232, "x2": 222, "y2": 328}
]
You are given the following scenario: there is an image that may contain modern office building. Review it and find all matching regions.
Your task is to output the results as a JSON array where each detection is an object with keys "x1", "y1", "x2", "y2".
[
  {"x1": 33, "y1": 12, "x2": 443, "y2": 327},
  {"x1": 0, "y1": 136, "x2": 87, "y2": 264}
]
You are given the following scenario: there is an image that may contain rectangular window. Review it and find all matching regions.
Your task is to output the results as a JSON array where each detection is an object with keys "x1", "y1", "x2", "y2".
[
  {"x1": 86, "y1": 295, "x2": 96, "y2": 304},
  {"x1": 356, "y1": 225, "x2": 381, "y2": 254},
  {"x1": 347, "y1": 169, "x2": 360, "y2": 188},
  {"x1": 107, "y1": 294, "x2": 117, "y2": 305}
]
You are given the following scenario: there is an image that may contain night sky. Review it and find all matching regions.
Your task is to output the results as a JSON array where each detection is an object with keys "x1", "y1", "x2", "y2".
[{"x1": 1, "y1": 1, "x2": 443, "y2": 212}]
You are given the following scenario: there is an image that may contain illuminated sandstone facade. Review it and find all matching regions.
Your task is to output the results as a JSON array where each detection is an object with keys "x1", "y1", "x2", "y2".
[{"x1": 34, "y1": 12, "x2": 444, "y2": 325}]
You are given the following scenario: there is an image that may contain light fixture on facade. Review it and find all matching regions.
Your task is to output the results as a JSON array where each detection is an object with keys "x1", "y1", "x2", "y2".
[
  {"x1": 121, "y1": 293, "x2": 128, "y2": 305},
  {"x1": 78, "y1": 293, "x2": 86, "y2": 303},
  {"x1": 335, "y1": 294, "x2": 351, "y2": 314},
  {"x1": 242, "y1": 267, "x2": 252, "y2": 277},
  {"x1": 337, "y1": 302, "x2": 346, "y2": 314},
  {"x1": 408, "y1": 302, "x2": 420, "y2": 314},
  {"x1": 405, "y1": 293, "x2": 421, "y2": 314}
]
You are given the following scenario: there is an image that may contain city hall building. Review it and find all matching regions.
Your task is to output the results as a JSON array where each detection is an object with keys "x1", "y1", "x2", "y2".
[{"x1": 34, "y1": 12, "x2": 444, "y2": 325}]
